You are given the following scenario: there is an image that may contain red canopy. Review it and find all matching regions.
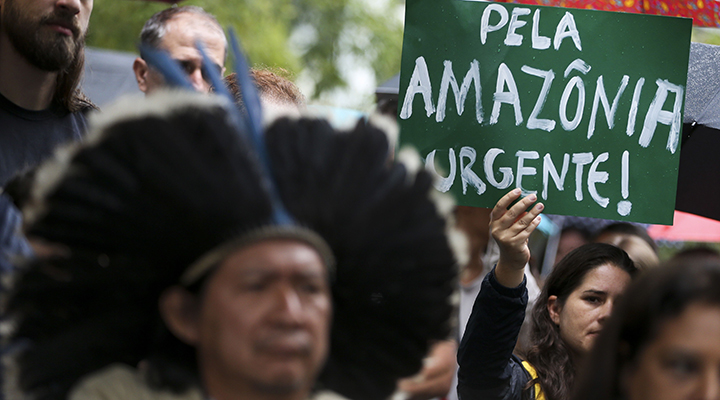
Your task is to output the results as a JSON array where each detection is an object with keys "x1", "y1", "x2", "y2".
[
  {"x1": 498, "y1": 0, "x2": 720, "y2": 27},
  {"x1": 648, "y1": 211, "x2": 720, "y2": 243}
]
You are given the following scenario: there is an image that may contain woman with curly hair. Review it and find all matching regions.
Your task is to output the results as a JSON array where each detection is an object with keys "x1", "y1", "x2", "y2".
[{"x1": 457, "y1": 190, "x2": 638, "y2": 400}]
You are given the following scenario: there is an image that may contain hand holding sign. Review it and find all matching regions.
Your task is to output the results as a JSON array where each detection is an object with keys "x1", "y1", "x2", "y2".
[{"x1": 492, "y1": 188, "x2": 543, "y2": 288}]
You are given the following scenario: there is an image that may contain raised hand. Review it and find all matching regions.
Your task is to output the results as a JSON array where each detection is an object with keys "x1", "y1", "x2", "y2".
[{"x1": 490, "y1": 189, "x2": 543, "y2": 288}]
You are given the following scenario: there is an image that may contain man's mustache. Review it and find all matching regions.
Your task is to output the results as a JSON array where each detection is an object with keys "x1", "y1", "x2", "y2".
[{"x1": 40, "y1": 12, "x2": 81, "y2": 39}]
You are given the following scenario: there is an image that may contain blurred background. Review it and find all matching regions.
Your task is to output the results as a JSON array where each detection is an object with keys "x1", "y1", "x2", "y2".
[{"x1": 84, "y1": 0, "x2": 405, "y2": 110}]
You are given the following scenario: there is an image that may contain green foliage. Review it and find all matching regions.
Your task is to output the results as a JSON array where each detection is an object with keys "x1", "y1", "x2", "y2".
[{"x1": 86, "y1": 0, "x2": 404, "y2": 101}]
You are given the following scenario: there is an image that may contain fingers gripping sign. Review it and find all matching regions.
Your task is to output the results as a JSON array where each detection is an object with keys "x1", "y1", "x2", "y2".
[{"x1": 491, "y1": 188, "x2": 544, "y2": 288}]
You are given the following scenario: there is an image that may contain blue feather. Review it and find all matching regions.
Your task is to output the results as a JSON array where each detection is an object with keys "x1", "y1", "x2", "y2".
[
  {"x1": 228, "y1": 30, "x2": 264, "y2": 145},
  {"x1": 138, "y1": 45, "x2": 194, "y2": 90},
  {"x1": 196, "y1": 41, "x2": 233, "y2": 100},
  {"x1": 195, "y1": 41, "x2": 244, "y2": 130},
  {"x1": 226, "y1": 29, "x2": 294, "y2": 225}
]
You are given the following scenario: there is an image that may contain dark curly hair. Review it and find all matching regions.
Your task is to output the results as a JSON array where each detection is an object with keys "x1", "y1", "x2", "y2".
[{"x1": 524, "y1": 243, "x2": 637, "y2": 400}]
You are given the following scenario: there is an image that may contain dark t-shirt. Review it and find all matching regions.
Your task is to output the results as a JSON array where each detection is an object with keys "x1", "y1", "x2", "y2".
[{"x1": 0, "y1": 92, "x2": 90, "y2": 187}]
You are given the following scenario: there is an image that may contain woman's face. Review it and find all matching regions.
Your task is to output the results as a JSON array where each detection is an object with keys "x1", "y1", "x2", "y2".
[
  {"x1": 625, "y1": 303, "x2": 720, "y2": 400},
  {"x1": 547, "y1": 264, "x2": 632, "y2": 357}
]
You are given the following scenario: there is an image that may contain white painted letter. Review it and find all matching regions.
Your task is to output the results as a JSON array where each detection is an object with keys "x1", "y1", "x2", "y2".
[
  {"x1": 516, "y1": 150, "x2": 539, "y2": 195},
  {"x1": 424, "y1": 149, "x2": 456, "y2": 192},
  {"x1": 560, "y1": 76, "x2": 585, "y2": 131},
  {"x1": 481, "y1": 4, "x2": 509, "y2": 44},
  {"x1": 542, "y1": 153, "x2": 570, "y2": 200},
  {"x1": 564, "y1": 59, "x2": 591, "y2": 78},
  {"x1": 554, "y1": 12, "x2": 582, "y2": 51},
  {"x1": 588, "y1": 75, "x2": 629, "y2": 139},
  {"x1": 505, "y1": 7, "x2": 531, "y2": 46},
  {"x1": 572, "y1": 152, "x2": 593, "y2": 201},
  {"x1": 559, "y1": 59, "x2": 591, "y2": 131},
  {"x1": 626, "y1": 77, "x2": 645, "y2": 136},
  {"x1": 484, "y1": 148, "x2": 514, "y2": 189},
  {"x1": 522, "y1": 65, "x2": 556, "y2": 131},
  {"x1": 531, "y1": 9, "x2": 551, "y2": 50},
  {"x1": 588, "y1": 152, "x2": 610, "y2": 208},
  {"x1": 400, "y1": 56, "x2": 435, "y2": 119},
  {"x1": 617, "y1": 150, "x2": 632, "y2": 216},
  {"x1": 491, "y1": 63, "x2": 523, "y2": 126},
  {"x1": 639, "y1": 79, "x2": 684, "y2": 154},
  {"x1": 459, "y1": 147, "x2": 487, "y2": 195},
  {"x1": 436, "y1": 60, "x2": 483, "y2": 123}
]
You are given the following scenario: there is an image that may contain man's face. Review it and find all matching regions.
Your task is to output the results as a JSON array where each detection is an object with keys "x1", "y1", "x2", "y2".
[
  {"x1": 195, "y1": 239, "x2": 331, "y2": 397},
  {"x1": 141, "y1": 13, "x2": 226, "y2": 93},
  {"x1": 0, "y1": 0, "x2": 92, "y2": 71}
]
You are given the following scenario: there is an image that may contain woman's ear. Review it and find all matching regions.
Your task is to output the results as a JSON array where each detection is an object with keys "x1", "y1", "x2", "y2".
[
  {"x1": 547, "y1": 295, "x2": 561, "y2": 325},
  {"x1": 159, "y1": 286, "x2": 201, "y2": 345}
]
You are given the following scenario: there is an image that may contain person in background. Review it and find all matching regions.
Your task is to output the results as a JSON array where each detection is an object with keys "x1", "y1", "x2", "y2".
[
  {"x1": 572, "y1": 259, "x2": 720, "y2": 400},
  {"x1": 0, "y1": 0, "x2": 95, "y2": 187},
  {"x1": 133, "y1": 6, "x2": 226, "y2": 94},
  {"x1": 594, "y1": 223, "x2": 659, "y2": 270},
  {"x1": 457, "y1": 189, "x2": 638, "y2": 400},
  {"x1": 593, "y1": 222, "x2": 657, "y2": 253},
  {"x1": 669, "y1": 245, "x2": 720, "y2": 264},
  {"x1": 555, "y1": 227, "x2": 590, "y2": 266},
  {"x1": 225, "y1": 69, "x2": 305, "y2": 122}
]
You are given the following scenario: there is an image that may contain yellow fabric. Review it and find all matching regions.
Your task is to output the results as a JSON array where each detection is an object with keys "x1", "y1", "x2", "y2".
[{"x1": 521, "y1": 361, "x2": 546, "y2": 400}]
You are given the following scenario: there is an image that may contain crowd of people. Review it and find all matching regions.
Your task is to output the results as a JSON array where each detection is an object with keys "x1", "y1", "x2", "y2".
[{"x1": 1, "y1": 1, "x2": 720, "y2": 400}]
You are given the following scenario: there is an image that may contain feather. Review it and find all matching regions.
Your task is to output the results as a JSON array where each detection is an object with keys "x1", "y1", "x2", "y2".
[
  {"x1": 227, "y1": 28, "x2": 293, "y2": 225},
  {"x1": 138, "y1": 45, "x2": 194, "y2": 90}
]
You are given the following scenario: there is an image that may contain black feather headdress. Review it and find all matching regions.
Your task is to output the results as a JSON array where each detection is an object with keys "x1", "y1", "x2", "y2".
[{"x1": 5, "y1": 35, "x2": 458, "y2": 400}]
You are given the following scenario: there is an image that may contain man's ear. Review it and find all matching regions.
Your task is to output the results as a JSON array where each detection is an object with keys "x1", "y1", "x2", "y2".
[
  {"x1": 159, "y1": 286, "x2": 201, "y2": 345},
  {"x1": 133, "y1": 57, "x2": 150, "y2": 93},
  {"x1": 547, "y1": 295, "x2": 562, "y2": 325}
]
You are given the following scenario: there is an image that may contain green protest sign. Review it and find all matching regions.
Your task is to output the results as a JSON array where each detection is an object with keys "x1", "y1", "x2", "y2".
[{"x1": 398, "y1": 0, "x2": 692, "y2": 224}]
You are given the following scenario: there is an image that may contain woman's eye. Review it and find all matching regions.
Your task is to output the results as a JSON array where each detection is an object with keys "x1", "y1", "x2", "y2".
[
  {"x1": 243, "y1": 282, "x2": 266, "y2": 292},
  {"x1": 300, "y1": 283, "x2": 322, "y2": 294},
  {"x1": 584, "y1": 296, "x2": 602, "y2": 304},
  {"x1": 664, "y1": 357, "x2": 700, "y2": 378}
]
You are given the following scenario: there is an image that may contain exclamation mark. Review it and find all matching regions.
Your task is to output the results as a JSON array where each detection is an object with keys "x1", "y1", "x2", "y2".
[{"x1": 617, "y1": 150, "x2": 632, "y2": 216}]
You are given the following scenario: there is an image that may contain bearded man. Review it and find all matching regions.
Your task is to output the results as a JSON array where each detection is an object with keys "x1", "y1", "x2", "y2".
[{"x1": 0, "y1": 0, "x2": 95, "y2": 187}]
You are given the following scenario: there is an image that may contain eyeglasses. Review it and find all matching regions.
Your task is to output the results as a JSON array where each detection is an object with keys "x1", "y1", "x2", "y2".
[{"x1": 176, "y1": 59, "x2": 223, "y2": 83}]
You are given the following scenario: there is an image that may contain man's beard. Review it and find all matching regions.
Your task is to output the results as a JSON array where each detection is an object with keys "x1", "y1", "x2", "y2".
[{"x1": 2, "y1": 0, "x2": 85, "y2": 72}]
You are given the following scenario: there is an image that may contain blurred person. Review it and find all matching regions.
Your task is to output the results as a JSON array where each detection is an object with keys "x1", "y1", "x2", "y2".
[
  {"x1": 601, "y1": 234, "x2": 659, "y2": 271},
  {"x1": 594, "y1": 222, "x2": 657, "y2": 253},
  {"x1": 670, "y1": 245, "x2": 720, "y2": 264},
  {"x1": 555, "y1": 227, "x2": 590, "y2": 266},
  {"x1": 0, "y1": 0, "x2": 95, "y2": 187},
  {"x1": 4, "y1": 92, "x2": 458, "y2": 400},
  {"x1": 133, "y1": 6, "x2": 226, "y2": 94},
  {"x1": 225, "y1": 69, "x2": 305, "y2": 122},
  {"x1": 572, "y1": 258, "x2": 720, "y2": 400},
  {"x1": 395, "y1": 340, "x2": 458, "y2": 400},
  {"x1": 457, "y1": 190, "x2": 638, "y2": 400},
  {"x1": 594, "y1": 222, "x2": 659, "y2": 270}
]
